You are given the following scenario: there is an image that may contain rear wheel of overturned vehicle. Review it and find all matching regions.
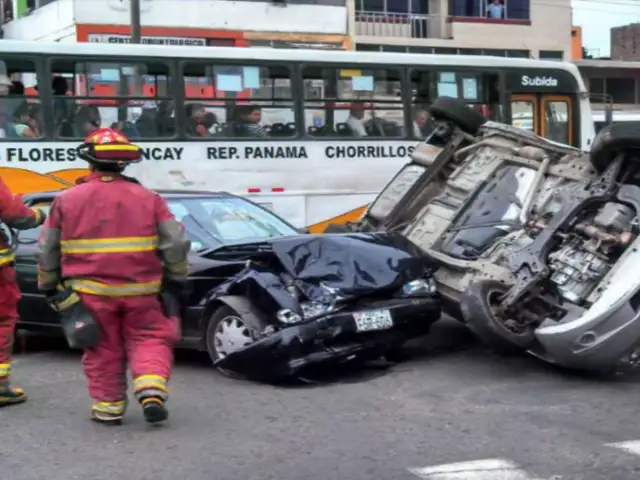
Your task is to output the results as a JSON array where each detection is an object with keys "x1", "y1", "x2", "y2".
[
  {"x1": 429, "y1": 96, "x2": 487, "y2": 135},
  {"x1": 589, "y1": 122, "x2": 640, "y2": 173},
  {"x1": 205, "y1": 305, "x2": 266, "y2": 378},
  {"x1": 460, "y1": 280, "x2": 536, "y2": 355}
]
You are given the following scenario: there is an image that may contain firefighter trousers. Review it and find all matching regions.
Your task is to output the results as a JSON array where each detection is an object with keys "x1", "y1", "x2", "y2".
[
  {"x1": 79, "y1": 293, "x2": 180, "y2": 405},
  {"x1": 0, "y1": 265, "x2": 20, "y2": 384}
]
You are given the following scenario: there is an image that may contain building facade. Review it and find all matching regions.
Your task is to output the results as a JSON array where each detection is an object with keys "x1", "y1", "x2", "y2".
[
  {"x1": 0, "y1": 0, "x2": 350, "y2": 48},
  {"x1": 611, "y1": 23, "x2": 640, "y2": 61},
  {"x1": 350, "y1": 0, "x2": 572, "y2": 60}
]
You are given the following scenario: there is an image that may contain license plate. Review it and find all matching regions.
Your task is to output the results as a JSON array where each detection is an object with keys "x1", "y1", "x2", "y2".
[{"x1": 353, "y1": 309, "x2": 393, "y2": 332}]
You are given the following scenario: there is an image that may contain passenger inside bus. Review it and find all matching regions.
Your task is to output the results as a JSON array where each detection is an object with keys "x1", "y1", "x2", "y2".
[
  {"x1": 346, "y1": 105, "x2": 367, "y2": 137},
  {"x1": 231, "y1": 105, "x2": 269, "y2": 138},
  {"x1": 12, "y1": 102, "x2": 41, "y2": 138},
  {"x1": 412, "y1": 105, "x2": 432, "y2": 138}
]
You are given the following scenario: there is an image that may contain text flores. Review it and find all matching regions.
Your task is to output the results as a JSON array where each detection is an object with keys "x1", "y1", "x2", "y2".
[{"x1": 3, "y1": 144, "x2": 416, "y2": 163}]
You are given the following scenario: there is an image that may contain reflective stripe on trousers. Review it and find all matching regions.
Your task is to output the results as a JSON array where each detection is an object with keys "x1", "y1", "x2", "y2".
[
  {"x1": 0, "y1": 363, "x2": 10, "y2": 379},
  {"x1": 91, "y1": 400, "x2": 127, "y2": 415},
  {"x1": 133, "y1": 374, "x2": 168, "y2": 401},
  {"x1": 0, "y1": 249, "x2": 15, "y2": 267},
  {"x1": 60, "y1": 236, "x2": 159, "y2": 254},
  {"x1": 66, "y1": 278, "x2": 161, "y2": 297}
]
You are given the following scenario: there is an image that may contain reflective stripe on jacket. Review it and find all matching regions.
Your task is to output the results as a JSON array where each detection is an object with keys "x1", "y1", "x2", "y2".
[
  {"x1": 0, "y1": 176, "x2": 42, "y2": 254},
  {"x1": 37, "y1": 172, "x2": 191, "y2": 294}
]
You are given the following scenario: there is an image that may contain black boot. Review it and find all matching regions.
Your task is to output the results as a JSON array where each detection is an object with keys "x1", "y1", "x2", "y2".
[
  {"x1": 0, "y1": 384, "x2": 27, "y2": 407},
  {"x1": 90, "y1": 400, "x2": 126, "y2": 425},
  {"x1": 141, "y1": 397, "x2": 168, "y2": 424}
]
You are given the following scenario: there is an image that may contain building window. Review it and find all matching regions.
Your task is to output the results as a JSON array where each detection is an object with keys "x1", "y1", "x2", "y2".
[
  {"x1": 587, "y1": 77, "x2": 605, "y2": 97},
  {"x1": 506, "y1": 49, "x2": 529, "y2": 58},
  {"x1": 408, "y1": 46, "x2": 435, "y2": 53},
  {"x1": 434, "y1": 47, "x2": 459, "y2": 55},
  {"x1": 539, "y1": 50, "x2": 564, "y2": 60},
  {"x1": 356, "y1": 0, "x2": 428, "y2": 15},
  {"x1": 607, "y1": 78, "x2": 636, "y2": 104},
  {"x1": 449, "y1": 0, "x2": 530, "y2": 21},
  {"x1": 355, "y1": 44, "x2": 383, "y2": 51},
  {"x1": 382, "y1": 45, "x2": 408, "y2": 52},
  {"x1": 482, "y1": 49, "x2": 506, "y2": 57}
]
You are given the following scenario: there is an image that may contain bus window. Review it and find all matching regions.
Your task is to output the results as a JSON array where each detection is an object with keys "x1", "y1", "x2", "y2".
[
  {"x1": 410, "y1": 69, "x2": 501, "y2": 139},
  {"x1": 543, "y1": 99, "x2": 571, "y2": 145},
  {"x1": 49, "y1": 58, "x2": 174, "y2": 139},
  {"x1": 0, "y1": 57, "x2": 41, "y2": 140},
  {"x1": 302, "y1": 66, "x2": 403, "y2": 138},
  {"x1": 183, "y1": 63, "x2": 294, "y2": 138},
  {"x1": 511, "y1": 99, "x2": 535, "y2": 132}
]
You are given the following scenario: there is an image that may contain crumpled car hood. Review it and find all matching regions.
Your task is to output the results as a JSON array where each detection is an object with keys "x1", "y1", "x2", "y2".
[{"x1": 268, "y1": 232, "x2": 436, "y2": 301}]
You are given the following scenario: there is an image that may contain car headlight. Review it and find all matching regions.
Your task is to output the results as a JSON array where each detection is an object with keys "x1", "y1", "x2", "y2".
[
  {"x1": 276, "y1": 309, "x2": 302, "y2": 324},
  {"x1": 300, "y1": 301, "x2": 332, "y2": 319},
  {"x1": 401, "y1": 278, "x2": 437, "y2": 297},
  {"x1": 277, "y1": 301, "x2": 333, "y2": 324}
]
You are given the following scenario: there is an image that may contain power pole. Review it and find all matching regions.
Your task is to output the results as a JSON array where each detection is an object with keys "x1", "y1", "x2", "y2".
[{"x1": 130, "y1": 0, "x2": 141, "y2": 43}]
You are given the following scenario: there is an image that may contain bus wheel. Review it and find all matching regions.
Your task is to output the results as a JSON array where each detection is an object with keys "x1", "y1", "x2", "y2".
[
  {"x1": 429, "y1": 96, "x2": 487, "y2": 135},
  {"x1": 590, "y1": 123, "x2": 640, "y2": 173}
]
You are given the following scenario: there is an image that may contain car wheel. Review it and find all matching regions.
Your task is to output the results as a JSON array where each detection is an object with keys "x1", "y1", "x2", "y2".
[
  {"x1": 589, "y1": 122, "x2": 640, "y2": 173},
  {"x1": 205, "y1": 304, "x2": 266, "y2": 370},
  {"x1": 428, "y1": 96, "x2": 487, "y2": 135},
  {"x1": 324, "y1": 223, "x2": 351, "y2": 233},
  {"x1": 460, "y1": 280, "x2": 536, "y2": 354}
]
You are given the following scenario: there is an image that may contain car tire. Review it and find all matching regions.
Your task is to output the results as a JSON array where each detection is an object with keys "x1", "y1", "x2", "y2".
[
  {"x1": 324, "y1": 223, "x2": 351, "y2": 233},
  {"x1": 589, "y1": 122, "x2": 640, "y2": 173},
  {"x1": 459, "y1": 280, "x2": 536, "y2": 354},
  {"x1": 428, "y1": 96, "x2": 487, "y2": 135},
  {"x1": 205, "y1": 303, "x2": 268, "y2": 375}
]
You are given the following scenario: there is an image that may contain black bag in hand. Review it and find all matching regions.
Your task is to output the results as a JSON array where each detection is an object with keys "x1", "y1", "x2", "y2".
[
  {"x1": 159, "y1": 279, "x2": 187, "y2": 318},
  {"x1": 47, "y1": 288, "x2": 100, "y2": 349}
]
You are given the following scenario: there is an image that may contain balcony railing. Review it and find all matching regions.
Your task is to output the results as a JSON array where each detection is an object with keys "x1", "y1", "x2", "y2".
[{"x1": 355, "y1": 12, "x2": 450, "y2": 40}]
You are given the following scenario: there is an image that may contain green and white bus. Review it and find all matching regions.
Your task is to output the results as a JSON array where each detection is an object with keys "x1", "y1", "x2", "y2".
[{"x1": 0, "y1": 40, "x2": 594, "y2": 230}]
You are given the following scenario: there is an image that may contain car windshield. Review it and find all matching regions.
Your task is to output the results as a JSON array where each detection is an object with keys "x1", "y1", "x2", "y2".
[
  {"x1": 166, "y1": 196, "x2": 298, "y2": 250},
  {"x1": 20, "y1": 195, "x2": 298, "y2": 251}
]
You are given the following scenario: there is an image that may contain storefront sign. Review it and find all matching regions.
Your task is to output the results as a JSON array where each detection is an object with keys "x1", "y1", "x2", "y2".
[{"x1": 87, "y1": 34, "x2": 207, "y2": 46}]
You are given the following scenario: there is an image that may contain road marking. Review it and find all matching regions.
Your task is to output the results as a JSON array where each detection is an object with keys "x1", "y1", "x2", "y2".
[
  {"x1": 408, "y1": 459, "x2": 558, "y2": 480},
  {"x1": 606, "y1": 440, "x2": 640, "y2": 456}
]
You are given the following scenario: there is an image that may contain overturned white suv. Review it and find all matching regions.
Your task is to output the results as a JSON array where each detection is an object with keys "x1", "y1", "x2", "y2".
[{"x1": 338, "y1": 96, "x2": 640, "y2": 372}]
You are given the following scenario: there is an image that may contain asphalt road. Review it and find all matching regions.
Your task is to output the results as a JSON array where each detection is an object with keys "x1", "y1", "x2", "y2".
[{"x1": 4, "y1": 319, "x2": 640, "y2": 480}]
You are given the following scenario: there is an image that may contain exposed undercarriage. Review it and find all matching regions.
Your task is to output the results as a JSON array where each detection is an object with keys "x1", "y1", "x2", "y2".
[{"x1": 344, "y1": 98, "x2": 640, "y2": 370}]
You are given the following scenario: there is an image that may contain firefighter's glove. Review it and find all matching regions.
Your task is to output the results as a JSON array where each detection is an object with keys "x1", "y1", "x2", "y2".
[{"x1": 32, "y1": 208, "x2": 47, "y2": 226}]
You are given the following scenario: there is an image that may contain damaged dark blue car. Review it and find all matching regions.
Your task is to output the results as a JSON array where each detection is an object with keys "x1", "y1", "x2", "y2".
[
  {"x1": 202, "y1": 233, "x2": 441, "y2": 381},
  {"x1": 15, "y1": 190, "x2": 441, "y2": 382}
]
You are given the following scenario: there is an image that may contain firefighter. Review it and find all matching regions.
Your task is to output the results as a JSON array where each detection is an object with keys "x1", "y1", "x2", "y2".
[
  {"x1": 37, "y1": 128, "x2": 191, "y2": 425},
  {"x1": 0, "y1": 181, "x2": 46, "y2": 406}
]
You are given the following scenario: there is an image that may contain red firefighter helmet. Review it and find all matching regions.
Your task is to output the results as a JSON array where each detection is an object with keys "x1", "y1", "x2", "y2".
[{"x1": 76, "y1": 128, "x2": 142, "y2": 167}]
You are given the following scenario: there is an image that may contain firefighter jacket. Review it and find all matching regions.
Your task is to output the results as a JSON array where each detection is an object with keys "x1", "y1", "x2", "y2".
[
  {"x1": 37, "y1": 172, "x2": 191, "y2": 296},
  {"x1": 0, "y1": 177, "x2": 45, "y2": 267}
]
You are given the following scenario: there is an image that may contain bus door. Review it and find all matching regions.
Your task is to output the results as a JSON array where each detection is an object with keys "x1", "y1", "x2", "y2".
[{"x1": 510, "y1": 93, "x2": 574, "y2": 146}]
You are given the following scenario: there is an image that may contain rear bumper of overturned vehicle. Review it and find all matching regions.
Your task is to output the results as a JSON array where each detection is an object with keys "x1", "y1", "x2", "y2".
[
  {"x1": 214, "y1": 296, "x2": 441, "y2": 380},
  {"x1": 532, "y1": 298, "x2": 640, "y2": 371}
]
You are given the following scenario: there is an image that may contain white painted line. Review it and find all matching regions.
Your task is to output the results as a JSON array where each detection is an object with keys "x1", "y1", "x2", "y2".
[
  {"x1": 408, "y1": 458, "x2": 554, "y2": 480},
  {"x1": 606, "y1": 440, "x2": 640, "y2": 456}
]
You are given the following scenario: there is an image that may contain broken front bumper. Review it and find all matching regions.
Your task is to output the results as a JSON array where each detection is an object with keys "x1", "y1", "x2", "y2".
[{"x1": 214, "y1": 296, "x2": 441, "y2": 380}]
